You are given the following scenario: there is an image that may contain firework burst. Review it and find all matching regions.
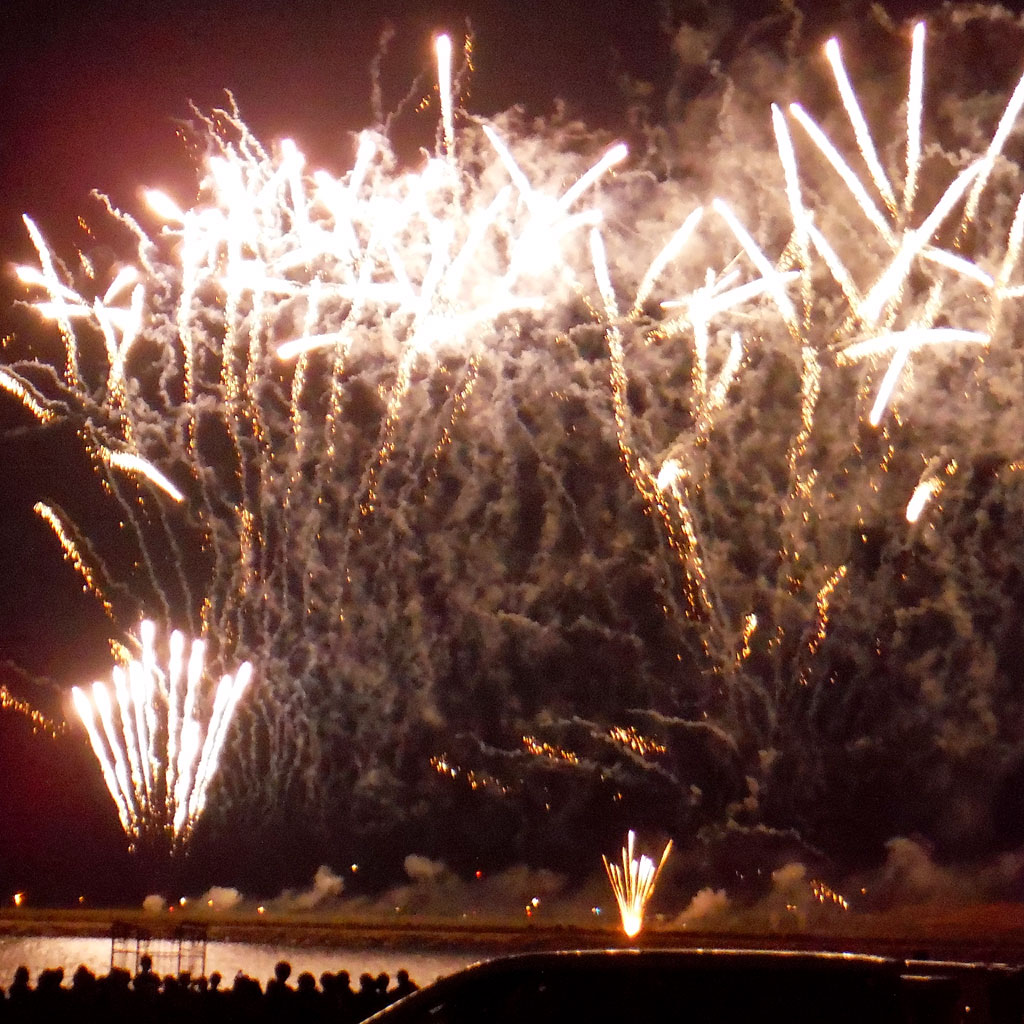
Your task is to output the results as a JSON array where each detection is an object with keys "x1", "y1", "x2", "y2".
[
  {"x1": 72, "y1": 619, "x2": 252, "y2": 848},
  {"x1": 4, "y1": 10, "x2": 1024, "y2": 868},
  {"x1": 603, "y1": 831, "x2": 673, "y2": 939},
  {"x1": 4, "y1": 36, "x2": 629, "y2": 828}
]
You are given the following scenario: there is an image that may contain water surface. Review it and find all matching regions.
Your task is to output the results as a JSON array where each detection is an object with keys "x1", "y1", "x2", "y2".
[{"x1": 0, "y1": 933, "x2": 479, "y2": 987}]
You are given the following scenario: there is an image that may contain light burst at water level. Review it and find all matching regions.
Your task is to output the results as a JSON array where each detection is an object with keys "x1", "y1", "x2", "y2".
[
  {"x1": 603, "y1": 831, "x2": 673, "y2": 939},
  {"x1": 72, "y1": 620, "x2": 253, "y2": 848}
]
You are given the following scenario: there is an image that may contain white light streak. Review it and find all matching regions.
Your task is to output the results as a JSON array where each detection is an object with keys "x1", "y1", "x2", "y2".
[
  {"x1": 98, "y1": 448, "x2": 185, "y2": 503},
  {"x1": 72, "y1": 621, "x2": 253, "y2": 846},
  {"x1": 603, "y1": 831, "x2": 673, "y2": 939}
]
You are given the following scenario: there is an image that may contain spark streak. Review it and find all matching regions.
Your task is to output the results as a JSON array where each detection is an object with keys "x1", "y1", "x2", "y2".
[
  {"x1": 97, "y1": 448, "x2": 186, "y2": 503},
  {"x1": 436, "y1": 35, "x2": 455, "y2": 164}
]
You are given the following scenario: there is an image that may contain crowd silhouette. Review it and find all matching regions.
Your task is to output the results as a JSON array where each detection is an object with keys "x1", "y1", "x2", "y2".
[{"x1": 0, "y1": 957, "x2": 419, "y2": 1023}]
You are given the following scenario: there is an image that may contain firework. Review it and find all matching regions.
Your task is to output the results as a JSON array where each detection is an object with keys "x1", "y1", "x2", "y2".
[
  {"x1": 606, "y1": 726, "x2": 666, "y2": 758},
  {"x1": 72, "y1": 620, "x2": 253, "y2": 847},
  {"x1": 0, "y1": 685, "x2": 64, "y2": 739},
  {"x1": 586, "y1": 17, "x2": 1024, "y2": 686},
  {"x1": 810, "y1": 879, "x2": 850, "y2": 911},
  {"x1": 5, "y1": 36, "x2": 627, "y2": 818},
  {"x1": 5, "y1": 10, "x2": 1024, "y2": 871},
  {"x1": 602, "y1": 831, "x2": 673, "y2": 939}
]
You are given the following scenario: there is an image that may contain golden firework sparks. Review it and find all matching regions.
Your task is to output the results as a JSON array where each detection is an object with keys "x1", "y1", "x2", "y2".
[{"x1": 602, "y1": 830, "x2": 673, "y2": 939}]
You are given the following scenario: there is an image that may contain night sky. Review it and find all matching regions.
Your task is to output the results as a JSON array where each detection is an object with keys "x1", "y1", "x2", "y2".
[{"x1": 3, "y1": 0, "x2": 1024, "y2": 912}]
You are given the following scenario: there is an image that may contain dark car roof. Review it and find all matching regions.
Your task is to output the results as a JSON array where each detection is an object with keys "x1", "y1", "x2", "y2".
[{"x1": 364, "y1": 947, "x2": 1024, "y2": 1024}]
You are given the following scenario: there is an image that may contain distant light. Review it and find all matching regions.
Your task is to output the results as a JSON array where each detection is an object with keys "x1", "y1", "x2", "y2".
[
  {"x1": 531, "y1": 897, "x2": 540, "y2": 907},
  {"x1": 257, "y1": 906, "x2": 265, "y2": 915},
  {"x1": 179, "y1": 897, "x2": 187, "y2": 907},
  {"x1": 350, "y1": 864, "x2": 359, "y2": 873},
  {"x1": 78, "y1": 896, "x2": 86, "y2": 904},
  {"x1": 475, "y1": 870, "x2": 483, "y2": 879},
  {"x1": 207, "y1": 900, "x2": 214, "y2": 908},
  {"x1": 13, "y1": 893, "x2": 24, "y2": 908},
  {"x1": 591, "y1": 906, "x2": 602, "y2": 915}
]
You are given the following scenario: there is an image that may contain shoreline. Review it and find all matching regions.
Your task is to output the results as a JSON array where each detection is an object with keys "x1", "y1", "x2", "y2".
[{"x1": 0, "y1": 909, "x2": 1022, "y2": 966}]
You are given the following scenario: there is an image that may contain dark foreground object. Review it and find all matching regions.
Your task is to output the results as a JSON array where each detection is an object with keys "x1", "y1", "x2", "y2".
[
  {"x1": 0, "y1": 958, "x2": 417, "y2": 1023},
  {"x1": 365, "y1": 948, "x2": 1024, "y2": 1024}
]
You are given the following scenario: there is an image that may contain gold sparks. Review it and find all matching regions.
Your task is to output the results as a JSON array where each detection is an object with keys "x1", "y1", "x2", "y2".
[
  {"x1": 906, "y1": 459, "x2": 958, "y2": 523},
  {"x1": 0, "y1": 369, "x2": 52, "y2": 423},
  {"x1": 602, "y1": 831, "x2": 673, "y2": 939},
  {"x1": 239, "y1": 506, "x2": 256, "y2": 590},
  {"x1": 32, "y1": 502, "x2": 113, "y2": 617},
  {"x1": 802, "y1": 565, "x2": 848, "y2": 679},
  {"x1": 522, "y1": 735, "x2": 579, "y2": 764},
  {"x1": 430, "y1": 754, "x2": 510, "y2": 794},
  {"x1": 607, "y1": 725, "x2": 666, "y2": 757},
  {"x1": 0, "y1": 686, "x2": 63, "y2": 738},
  {"x1": 738, "y1": 613, "x2": 758, "y2": 662},
  {"x1": 811, "y1": 879, "x2": 850, "y2": 911}
]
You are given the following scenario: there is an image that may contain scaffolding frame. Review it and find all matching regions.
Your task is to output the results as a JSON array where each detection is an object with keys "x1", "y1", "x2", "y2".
[{"x1": 110, "y1": 921, "x2": 208, "y2": 979}]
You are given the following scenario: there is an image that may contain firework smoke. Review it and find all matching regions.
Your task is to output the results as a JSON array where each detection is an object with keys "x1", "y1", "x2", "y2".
[{"x1": 3, "y1": 8, "x2": 1024, "y2": 878}]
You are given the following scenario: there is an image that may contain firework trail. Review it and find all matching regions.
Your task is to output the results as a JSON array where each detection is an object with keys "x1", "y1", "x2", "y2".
[
  {"x1": 72, "y1": 619, "x2": 252, "y2": 848},
  {"x1": 603, "y1": 830, "x2": 673, "y2": 938},
  {"x1": 0, "y1": 677, "x2": 64, "y2": 739},
  {"x1": 4, "y1": 10, "x2": 1024, "y2": 868}
]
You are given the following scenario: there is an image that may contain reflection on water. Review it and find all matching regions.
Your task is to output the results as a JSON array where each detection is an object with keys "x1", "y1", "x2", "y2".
[{"x1": 0, "y1": 934, "x2": 478, "y2": 986}]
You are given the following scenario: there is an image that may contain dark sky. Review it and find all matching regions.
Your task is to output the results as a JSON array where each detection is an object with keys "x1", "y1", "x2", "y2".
[{"x1": 1, "y1": 0, "x2": 1023, "y2": 906}]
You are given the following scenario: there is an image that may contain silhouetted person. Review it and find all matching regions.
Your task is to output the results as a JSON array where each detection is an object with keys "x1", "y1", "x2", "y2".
[
  {"x1": 35, "y1": 967, "x2": 68, "y2": 1024},
  {"x1": 393, "y1": 969, "x2": 418, "y2": 1000},
  {"x1": 133, "y1": 954, "x2": 160, "y2": 1019},
  {"x1": 266, "y1": 959, "x2": 295, "y2": 1017},
  {"x1": 162, "y1": 973, "x2": 193, "y2": 1021},
  {"x1": 228, "y1": 972, "x2": 263, "y2": 1024},
  {"x1": 202, "y1": 972, "x2": 226, "y2": 1022},
  {"x1": 98, "y1": 966, "x2": 133, "y2": 1024},
  {"x1": 7, "y1": 966, "x2": 31, "y2": 1024},
  {"x1": 356, "y1": 972, "x2": 379, "y2": 1019},
  {"x1": 294, "y1": 972, "x2": 322, "y2": 1022},
  {"x1": 69, "y1": 967, "x2": 98, "y2": 1024},
  {"x1": 324, "y1": 970, "x2": 358, "y2": 1024}
]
